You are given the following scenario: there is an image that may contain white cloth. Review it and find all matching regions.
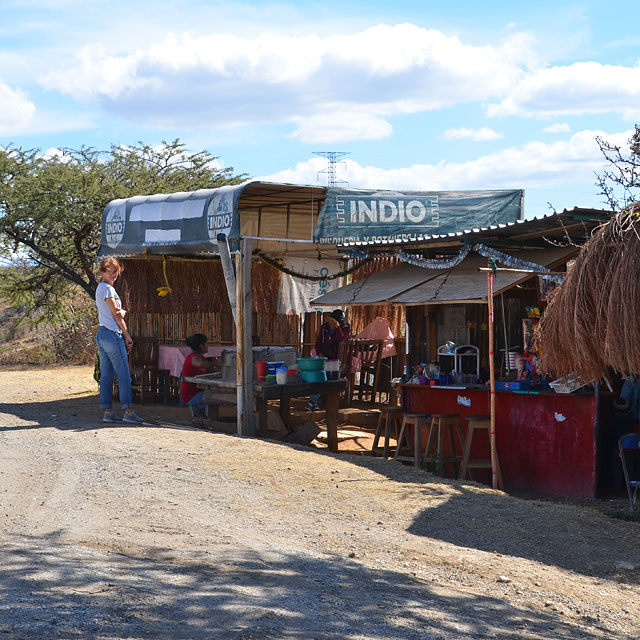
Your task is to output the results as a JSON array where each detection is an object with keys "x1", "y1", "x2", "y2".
[{"x1": 278, "y1": 257, "x2": 344, "y2": 315}]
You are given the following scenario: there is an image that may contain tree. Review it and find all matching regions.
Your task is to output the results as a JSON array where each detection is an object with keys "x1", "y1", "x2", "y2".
[
  {"x1": 596, "y1": 125, "x2": 640, "y2": 213},
  {"x1": 0, "y1": 140, "x2": 247, "y2": 321}
]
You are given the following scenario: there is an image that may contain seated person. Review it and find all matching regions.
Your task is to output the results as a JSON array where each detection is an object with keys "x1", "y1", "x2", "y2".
[
  {"x1": 180, "y1": 333, "x2": 217, "y2": 419},
  {"x1": 306, "y1": 309, "x2": 350, "y2": 411}
]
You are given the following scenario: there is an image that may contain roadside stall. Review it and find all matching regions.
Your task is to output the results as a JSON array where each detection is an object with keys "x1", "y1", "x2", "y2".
[
  {"x1": 98, "y1": 182, "x2": 524, "y2": 449},
  {"x1": 312, "y1": 208, "x2": 619, "y2": 498}
]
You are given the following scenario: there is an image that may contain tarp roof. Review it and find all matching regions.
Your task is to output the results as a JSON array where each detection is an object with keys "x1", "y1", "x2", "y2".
[
  {"x1": 311, "y1": 245, "x2": 577, "y2": 307},
  {"x1": 97, "y1": 181, "x2": 529, "y2": 259},
  {"x1": 98, "y1": 181, "x2": 329, "y2": 258}
]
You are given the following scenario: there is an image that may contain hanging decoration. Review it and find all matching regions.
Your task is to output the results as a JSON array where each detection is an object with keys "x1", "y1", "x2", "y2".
[
  {"x1": 254, "y1": 249, "x2": 374, "y2": 281},
  {"x1": 395, "y1": 243, "x2": 564, "y2": 283},
  {"x1": 157, "y1": 257, "x2": 172, "y2": 297},
  {"x1": 397, "y1": 245, "x2": 472, "y2": 269}
]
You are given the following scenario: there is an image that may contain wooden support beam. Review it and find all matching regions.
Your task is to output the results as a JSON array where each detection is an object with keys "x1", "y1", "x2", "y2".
[
  {"x1": 217, "y1": 234, "x2": 237, "y2": 324},
  {"x1": 236, "y1": 238, "x2": 255, "y2": 436}
]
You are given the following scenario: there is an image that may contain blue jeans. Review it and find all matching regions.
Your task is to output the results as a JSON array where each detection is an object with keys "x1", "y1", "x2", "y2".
[
  {"x1": 309, "y1": 393, "x2": 320, "y2": 405},
  {"x1": 187, "y1": 391, "x2": 205, "y2": 411},
  {"x1": 97, "y1": 326, "x2": 132, "y2": 410}
]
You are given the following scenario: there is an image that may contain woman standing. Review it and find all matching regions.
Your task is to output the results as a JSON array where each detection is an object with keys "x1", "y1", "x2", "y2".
[
  {"x1": 95, "y1": 257, "x2": 144, "y2": 424},
  {"x1": 180, "y1": 333, "x2": 217, "y2": 418}
]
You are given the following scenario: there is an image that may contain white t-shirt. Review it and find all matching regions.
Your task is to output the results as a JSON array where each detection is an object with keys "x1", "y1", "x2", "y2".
[{"x1": 95, "y1": 281, "x2": 123, "y2": 333}]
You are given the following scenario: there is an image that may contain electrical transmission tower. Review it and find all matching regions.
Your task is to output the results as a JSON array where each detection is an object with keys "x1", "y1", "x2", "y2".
[{"x1": 313, "y1": 151, "x2": 350, "y2": 187}]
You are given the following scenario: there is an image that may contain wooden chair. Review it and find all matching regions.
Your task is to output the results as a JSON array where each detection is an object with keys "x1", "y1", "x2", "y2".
[
  {"x1": 371, "y1": 407, "x2": 404, "y2": 459},
  {"x1": 345, "y1": 339, "x2": 383, "y2": 405},
  {"x1": 129, "y1": 337, "x2": 170, "y2": 404},
  {"x1": 394, "y1": 412, "x2": 431, "y2": 468},
  {"x1": 618, "y1": 433, "x2": 640, "y2": 513},
  {"x1": 458, "y1": 415, "x2": 503, "y2": 489},
  {"x1": 423, "y1": 413, "x2": 464, "y2": 477}
]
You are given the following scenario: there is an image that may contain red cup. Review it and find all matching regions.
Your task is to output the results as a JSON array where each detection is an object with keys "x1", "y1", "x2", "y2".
[
  {"x1": 256, "y1": 360, "x2": 267, "y2": 381},
  {"x1": 429, "y1": 379, "x2": 437, "y2": 386}
]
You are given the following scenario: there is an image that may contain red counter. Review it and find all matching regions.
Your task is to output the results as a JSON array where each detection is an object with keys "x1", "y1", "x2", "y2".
[{"x1": 401, "y1": 384, "x2": 607, "y2": 499}]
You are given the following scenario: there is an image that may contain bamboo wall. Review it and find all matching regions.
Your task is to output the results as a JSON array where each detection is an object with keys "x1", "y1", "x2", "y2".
[{"x1": 116, "y1": 256, "x2": 406, "y2": 350}]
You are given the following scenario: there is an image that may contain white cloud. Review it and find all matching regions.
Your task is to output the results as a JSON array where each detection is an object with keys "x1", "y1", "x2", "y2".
[
  {"x1": 261, "y1": 129, "x2": 632, "y2": 191},
  {"x1": 543, "y1": 123, "x2": 571, "y2": 134},
  {"x1": 0, "y1": 82, "x2": 36, "y2": 135},
  {"x1": 38, "y1": 24, "x2": 536, "y2": 142},
  {"x1": 290, "y1": 110, "x2": 392, "y2": 143},
  {"x1": 442, "y1": 127, "x2": 503, "y2": 141},
  {"x1": 487, "y1": 61, "x2": 640, "y2": 119}
]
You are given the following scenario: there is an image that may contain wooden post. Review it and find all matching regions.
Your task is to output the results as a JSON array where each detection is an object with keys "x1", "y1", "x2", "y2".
[
  {"x1": 217, "y1": 234, "x2": 237, "y2": 324},
  {"x1": 236, "y1": 238, "x2": 255, "y2": 436},
  {"x1": 487, "y1": 266, "x2": 499, "y2": 490}
]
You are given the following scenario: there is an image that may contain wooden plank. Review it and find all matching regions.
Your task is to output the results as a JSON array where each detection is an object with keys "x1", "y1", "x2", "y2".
[{"x1": 236, "y1": 238, "x2": 255, "y2": 436}]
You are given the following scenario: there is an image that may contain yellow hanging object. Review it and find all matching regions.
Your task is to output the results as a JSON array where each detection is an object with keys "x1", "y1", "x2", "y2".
[{"x1": 157, "y1": 257, "x2": 172, "y2": 297}]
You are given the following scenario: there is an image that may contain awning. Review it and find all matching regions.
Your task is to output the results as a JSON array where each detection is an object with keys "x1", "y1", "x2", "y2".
[{"x1": 311, "y1": 245, "x2": 577, "y2": 307}]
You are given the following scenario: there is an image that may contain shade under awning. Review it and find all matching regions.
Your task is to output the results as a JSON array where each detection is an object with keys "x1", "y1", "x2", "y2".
[{"x1": 311, "y1": 245, "x2": 577, "y2": 307}]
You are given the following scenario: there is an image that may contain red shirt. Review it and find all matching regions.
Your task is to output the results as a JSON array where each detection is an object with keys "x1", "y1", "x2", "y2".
[{"x1": 180, "y1": 352, "x2": 206, "y2": 404}]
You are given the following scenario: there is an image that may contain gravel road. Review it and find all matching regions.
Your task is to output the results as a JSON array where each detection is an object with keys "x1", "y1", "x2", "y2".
[{"x1": 1, "y1": 364, "x2": 639, "y2": 639}]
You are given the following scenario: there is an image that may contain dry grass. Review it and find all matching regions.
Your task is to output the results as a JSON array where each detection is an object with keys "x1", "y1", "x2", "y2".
[{"x1": 537, "y1": 206, "x2": 640, "y2": 380}]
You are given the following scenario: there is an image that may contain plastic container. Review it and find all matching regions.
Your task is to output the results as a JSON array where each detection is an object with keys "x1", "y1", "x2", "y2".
[
  {"x1": 256, "y1": 360, "x2": 267, "y2": 382},
  {"x1": 325, "y1": 359, "x2": 340, "y2": 380},
  {"x1": 267, "y1": 360, "x2": 285, "y2": 375},
  {"x1": 297, "y1": 357, "x2": 327, "y2": 372},
  {"x1": 276, "y1": 366, "x2": 288, "y2": 384},
  {"x1": 301, "y1": 370, "x2": 327, "y2": 383},
  {"x1": 265, "y1": 374, "x2": 276, "y2": 383}
]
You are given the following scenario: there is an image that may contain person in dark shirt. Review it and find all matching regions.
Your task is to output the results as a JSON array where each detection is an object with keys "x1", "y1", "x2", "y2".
[{"x1": 306, "y1": 309, "x2": 350, "y2": 411}]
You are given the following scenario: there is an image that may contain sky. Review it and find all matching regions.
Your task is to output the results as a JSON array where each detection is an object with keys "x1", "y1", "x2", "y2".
[{"x1": 1, "y1": 0, "x2": 639, "y2": 218}]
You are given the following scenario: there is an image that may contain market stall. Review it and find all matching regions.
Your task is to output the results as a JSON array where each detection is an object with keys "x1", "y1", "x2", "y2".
[{"x1": 312, "y1": 208, "x2": 622, "y2": 497}]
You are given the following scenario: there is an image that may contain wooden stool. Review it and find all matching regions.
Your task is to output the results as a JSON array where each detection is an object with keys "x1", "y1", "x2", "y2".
[
  {"x1": 394, "y1": 413, "x2": 431, "y2": 468},
  {"x1": 459, "y1": 415, "x2": 503, "y2": 489},
  {"x1": 372, "y1": 407, "x2": 404, "y2": 459},
  {"x1": 424, "y1": 413, "x2": 464, "y2": 477}
]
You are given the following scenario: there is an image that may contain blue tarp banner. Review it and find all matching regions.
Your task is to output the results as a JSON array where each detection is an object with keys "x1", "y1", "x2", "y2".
[
  {"x1": 314, "y1": 188, "x2": 523, "y2": 244},
  {"x1": 98, "y1": 184, "x2": 245, "y2": 257}
]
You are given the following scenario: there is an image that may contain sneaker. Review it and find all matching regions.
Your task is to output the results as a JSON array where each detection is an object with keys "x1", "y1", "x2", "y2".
[
  {"x1": 123, "y1": 410, "x2": 145, "y2": 424},
  {"x1": 103, "y1": 411, "x2": 123, "y2": 423},
  {"x1": 305, "y1": 401, "x2": 319, "y2": 411}
]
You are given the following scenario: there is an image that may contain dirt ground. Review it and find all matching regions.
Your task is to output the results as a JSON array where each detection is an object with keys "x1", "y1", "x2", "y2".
[{"x1": 1, "y1": 364, "x2": 639, "y2": 640}]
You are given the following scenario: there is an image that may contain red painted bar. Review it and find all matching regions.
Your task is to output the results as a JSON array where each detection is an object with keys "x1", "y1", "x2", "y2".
[{"x1": 401, "y1": 384, "x2": 604, "y2": 499}]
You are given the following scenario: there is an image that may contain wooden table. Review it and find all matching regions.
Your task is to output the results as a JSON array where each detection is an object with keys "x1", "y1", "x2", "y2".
[{"x1": 184, "y1": 374, "x2": 347, "y2": 452}]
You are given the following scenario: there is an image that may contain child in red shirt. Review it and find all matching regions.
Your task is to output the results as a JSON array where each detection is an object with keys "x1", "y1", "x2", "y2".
[{"x1": 180, "y1": 334, "x2": 217, "y2": 418}]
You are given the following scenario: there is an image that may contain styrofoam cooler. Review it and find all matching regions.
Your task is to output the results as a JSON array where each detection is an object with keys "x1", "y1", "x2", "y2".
[{"x1": 221, "y1": 346, "x2": 297, "y2": 380}]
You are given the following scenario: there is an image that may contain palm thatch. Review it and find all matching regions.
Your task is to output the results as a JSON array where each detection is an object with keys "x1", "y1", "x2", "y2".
[{"x1": 537, "y1": 205, "x2": 640, "y2": 380}]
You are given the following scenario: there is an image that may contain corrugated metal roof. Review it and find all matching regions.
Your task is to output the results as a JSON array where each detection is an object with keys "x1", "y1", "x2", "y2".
[
  {"x1": 337, "y1": 207, "x2": 612, "y2": 252},
  {"x1": 312, "y1": 245, "x2": 577, "y2": 307}
]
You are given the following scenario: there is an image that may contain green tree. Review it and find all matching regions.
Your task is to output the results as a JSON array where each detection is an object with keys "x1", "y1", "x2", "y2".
[
  {"x1": 0, "y1": 140, "x2": 246, "y2": 321},
  {"x1": 596, "y1": 125, "x2": 640, "y2": 213}
]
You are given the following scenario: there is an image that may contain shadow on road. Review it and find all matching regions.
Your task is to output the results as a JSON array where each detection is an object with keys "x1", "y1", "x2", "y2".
[{"x1": 0, "y1": 532, "x2": 609, "y2": 639}]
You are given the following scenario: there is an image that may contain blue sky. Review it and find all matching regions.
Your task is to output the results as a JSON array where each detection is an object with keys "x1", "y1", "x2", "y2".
[{"x1": 1, "y1": 0, "x2": 639, "y2": 218}]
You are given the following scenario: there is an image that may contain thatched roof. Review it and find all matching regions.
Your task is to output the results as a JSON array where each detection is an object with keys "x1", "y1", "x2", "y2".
[{"x1": 537, "y1": 205, "x2": 640, "y2": 380}]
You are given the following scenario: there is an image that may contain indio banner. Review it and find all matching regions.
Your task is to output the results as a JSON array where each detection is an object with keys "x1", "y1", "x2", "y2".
[{"x1": 314, "y1": 188, "x2": 523, "y2": 245}]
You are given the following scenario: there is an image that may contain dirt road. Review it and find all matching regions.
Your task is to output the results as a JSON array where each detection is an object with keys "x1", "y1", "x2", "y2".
[{"x1": 0, "y1": 364, "x2": 639, "y2": 639}]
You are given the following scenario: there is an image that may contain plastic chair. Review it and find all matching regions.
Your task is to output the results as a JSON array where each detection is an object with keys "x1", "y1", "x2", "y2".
[{"x1": 618, "y1": 433, "x2": 640, "y2": 513}]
